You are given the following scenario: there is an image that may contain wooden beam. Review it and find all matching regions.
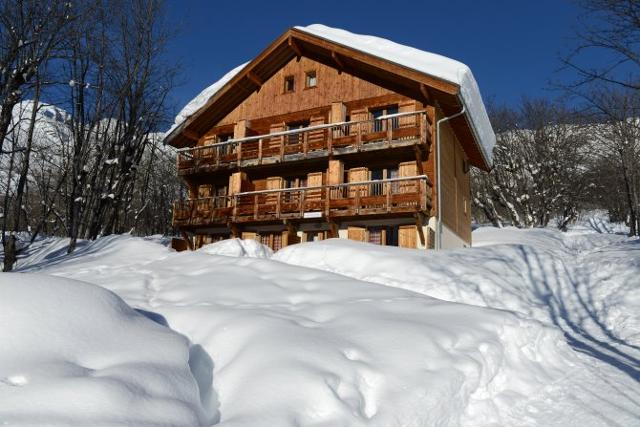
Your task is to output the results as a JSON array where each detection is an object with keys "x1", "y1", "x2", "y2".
[
  {"x1": 183, "y1": 129, "x2": 199, "y2": 142},
  {"x1": 414, "y1": 145, "x2": 425, "y2": 175},
  {"x1": 331, "y1": 51, "x2": 344, "y2": 74},
  {"x1": 419, "y1": 83, "x2": 431, "y2": 104},
  {"x1": 415, "y1": 213, "x2": 426, "y2": 247},
  {"x1": 288, "y1": 35, "x2": 302, "y2": 61},
  {"x1": 246, "y1": 71, "x2": 263, "y2": 88}
]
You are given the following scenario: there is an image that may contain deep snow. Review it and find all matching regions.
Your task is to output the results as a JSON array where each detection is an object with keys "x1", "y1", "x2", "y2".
[
  {"x1": 1, "y1": 224, "x2": 639, "y2": 426},
  {"x1": 0, "y1": 274, "x2": 206, "y2": 425}
]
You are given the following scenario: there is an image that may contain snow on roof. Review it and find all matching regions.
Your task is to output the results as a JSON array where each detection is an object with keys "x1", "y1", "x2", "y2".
[
  {"x1": 167, "y1": 62, "x2": 249, "y2": 135},
  {"x1": 167, "y1": 24, "x2": 495, "y2": 164},
  {"x1": 296, "y1": 24, "x2": 495, "y2": 164}
]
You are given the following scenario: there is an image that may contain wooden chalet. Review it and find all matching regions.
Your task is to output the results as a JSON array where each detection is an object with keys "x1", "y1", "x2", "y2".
[{"x1": 165, "y1": 25, "x2": 495, "y2": 251}]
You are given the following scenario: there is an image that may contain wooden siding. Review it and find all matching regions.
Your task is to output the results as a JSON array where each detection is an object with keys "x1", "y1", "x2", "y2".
[
  {"x1": 213, "y1": 57, "x2": 403, "y2": 131},
  {"x1": 437, "y1": 111, "x2": 472, "y2": 243}
]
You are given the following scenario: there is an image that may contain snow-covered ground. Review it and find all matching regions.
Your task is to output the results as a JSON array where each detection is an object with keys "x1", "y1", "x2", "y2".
[{"x1": 1, "y1": 223, "x2": 638, "y2": 426}]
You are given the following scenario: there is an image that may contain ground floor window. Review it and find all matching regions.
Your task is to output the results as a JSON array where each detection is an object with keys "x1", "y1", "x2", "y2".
[
  {"x1": 367, "y1": 226, "x2": 399, "y2": 246},
  {"x1": 259, "y1": 232, "x2": 283, "y2": 251}
]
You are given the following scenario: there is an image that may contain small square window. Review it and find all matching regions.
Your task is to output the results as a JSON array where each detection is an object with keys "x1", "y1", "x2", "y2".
[
  {"x1": 305, "y1": 71, "x2": 317, "y2": 88},
  {"x1": 284, "y1": 75, "x2": 295, "y2": 93}
]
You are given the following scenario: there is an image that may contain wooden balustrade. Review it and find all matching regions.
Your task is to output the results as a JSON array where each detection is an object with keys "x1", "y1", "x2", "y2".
[
  {"x1": 172, "y1": 176, "x2": 432, "y2": 227},
  {"x1": 177, "y1": 111, "x2": 430, "y2": 174}
]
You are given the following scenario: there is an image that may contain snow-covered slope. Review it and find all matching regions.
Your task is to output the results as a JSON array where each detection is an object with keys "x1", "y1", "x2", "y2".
[{"x1": 2, "y1": 226, "x2": 639, "y2": 426}]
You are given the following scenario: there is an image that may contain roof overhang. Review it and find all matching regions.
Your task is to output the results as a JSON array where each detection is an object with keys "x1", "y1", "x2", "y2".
[{"x1": 165, "y1": 27, "x2": 492, "y2": 171}]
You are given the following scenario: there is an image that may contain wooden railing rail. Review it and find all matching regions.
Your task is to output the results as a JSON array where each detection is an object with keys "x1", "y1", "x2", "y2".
[
  {"x1": 173, "y1": 176, "x2": 432, "y2": 226},
  {"x1": 177, "y1": 111, "x2": 430, "y2": 172}
]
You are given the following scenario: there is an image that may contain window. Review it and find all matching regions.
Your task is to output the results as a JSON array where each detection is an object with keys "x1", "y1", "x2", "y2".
[
  {"x1": 285, "y1": 176, "x2": 306, "y2": 189},
  {"x1": 369, "y1": 167, "x2": 398, "y2": 195},
  {"x1": 217, "y1": 133, "x2": 232, "y2": 142},
  {"x1": 368, "y1": 227, "x2": 383, "y2": 245},
  {"x1": 370, "y1": 105, "x2": 399, "y2": 132},
  {"x1": 367, "y1": 226, "x2": 398, "y2": 246},
  {"x1": 284, "y1": 75, "x2": 295, "y2": 93},
  {"x1": 217, "y1": 133, "x2": 233, "y2": 156},
  {"x1": 286, "y1": 120, "x2": 309, "y2": 145},
  {"x1": 305, "y1": 71, "x2": 317, "y2": 88}
]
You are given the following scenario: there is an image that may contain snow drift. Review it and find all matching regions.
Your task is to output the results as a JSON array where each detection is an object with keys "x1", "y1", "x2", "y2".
[
  {"x1": 0, "y1": 274, "x2": 207, "y2": 425},
  {"x1": 2, "y1": 224, "x2": 639, "y2": 425},
  {"x1": 198, "y1": 238, "x2": 273, "y2": 258}
]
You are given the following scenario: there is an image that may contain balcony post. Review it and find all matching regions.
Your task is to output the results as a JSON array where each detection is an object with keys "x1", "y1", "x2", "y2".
[
  {"x1": 280, "y1": 136, "x2": 285, "y2": 161},
  {"x1": 386, "y1": 181, "x2": 392, "y2": 212},
  {"x1": 303, "y1": 131, "x2": 308, "y2": 157},
  {"x1": 276, "y1": 192, "x2": 282, "y2": 218},
  {"x1": 258, "y1": 138, "x2": 263, "y2": 164},
  {"x1": 232, "y1": 195, "x2": 238, "y2": 221},
  {"x1": 325, "y1": 186, "x2": 331, "y2": 216},
  {"x1": 254, "y1": 194, "x2": 259, "y2": 220}
]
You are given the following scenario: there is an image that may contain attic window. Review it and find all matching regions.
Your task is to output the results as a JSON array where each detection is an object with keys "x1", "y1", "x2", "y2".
[
  {"x1": 305, "y1": 71, "x2": 317, "y2": 88},
  {"x1": 284, "y1": 75, "x2": 295, "y2": 93}
]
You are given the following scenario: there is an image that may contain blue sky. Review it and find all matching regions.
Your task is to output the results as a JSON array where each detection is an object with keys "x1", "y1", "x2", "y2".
[{"x1": 164, "y1": 0, "x2": 590, "y2": 121}]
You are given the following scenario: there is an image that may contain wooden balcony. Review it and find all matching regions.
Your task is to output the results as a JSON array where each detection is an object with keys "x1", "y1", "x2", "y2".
[
  {"x1": 173, "y1": 175, "x2": 432, "y2": 227},
  {"x1": 177, "y1": 111, "x2": 431, "y2": 175}
]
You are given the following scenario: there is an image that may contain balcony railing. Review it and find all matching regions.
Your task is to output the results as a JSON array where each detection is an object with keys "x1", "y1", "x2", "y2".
[
  {"x1": 177, "y1": 111, "x2": 431, "y2": 174},
  {"x1": 173, "y1": 175, "x2": 432, "y2": 227}
]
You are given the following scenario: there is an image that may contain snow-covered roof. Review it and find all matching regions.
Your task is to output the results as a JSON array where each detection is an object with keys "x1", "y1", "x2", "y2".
[
  {"x1": 295, "y1": 24, "x2": 495, "y2": 165},
  {"x1": 168, "y1": 62, "x2": 248, "y2": 136},
  {"x1": 167, "y1": 24, "x2": 495, "y2": 165}
]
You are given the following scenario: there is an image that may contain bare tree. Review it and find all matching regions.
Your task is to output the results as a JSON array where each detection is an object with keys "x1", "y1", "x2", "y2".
[
  {"x1": 563, "y1": 0, "x2": 640, "y2": 91},
  {"x1": 586, "y1": 89, "x2": 640, "y2": 235},
  {"x1": 472, "y1": 100, "x2": 592, "y2": 229},
  {"x1": 0, "y1": 0, "x2": 73, "y2": 155}
]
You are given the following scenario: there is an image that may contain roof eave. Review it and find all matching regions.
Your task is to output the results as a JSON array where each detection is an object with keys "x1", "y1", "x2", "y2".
[{"x1": 457, "y1": 93, "x2": 492, "y2": 171}]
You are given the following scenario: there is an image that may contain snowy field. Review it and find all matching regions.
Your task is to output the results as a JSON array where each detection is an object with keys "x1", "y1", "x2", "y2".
[{"x1": 1, "y1": 222, "x2": 639, "y2": 426}]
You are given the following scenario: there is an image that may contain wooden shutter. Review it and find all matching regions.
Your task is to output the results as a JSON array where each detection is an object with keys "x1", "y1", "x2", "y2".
[
  {"x1": 398, "y1": 101, "x2": 418, "y2": 127},
  {"x1": 308, "y1": 115, "x2": 326, "y2": 150},
  {"x1": 307, "y1": 172, "x2": 323, "y2": 201},
  {"x1": 348, "y1": 226, "x2": 366, "y2": 242},
  {"x1": 265, "y1": 176, "x2": 283, "y2": 207},
  {"x1": 241, "y1": 231, "x2": 257, "y2": 241},
  {"x1": 269, "y1": 123, "x2": 285, "y2": 152},
  {"x1": 328, "y1": 160, "x2": 344, "y2": 185},
  {"x1": 198, "y1": 184, "x2": 212, "y2": 198},
  {"x1": 399, "y1": 161, "x2": 418, "y2": 193},
  {"x1": 349, "y1": 108, "x2": 368, "y2": 135},
  {"x1": 348, "y1": 167, "x2": 368, "y2": 198},
  {"x1": 399, "y1": 225, "x2": 417, "y2": 248},
  {"x1": 228, "y1": 171, "x2": 246, "y2": 196},
  {"x1": 266, "y1": 177, "x2": 283, "y2": 190}
]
